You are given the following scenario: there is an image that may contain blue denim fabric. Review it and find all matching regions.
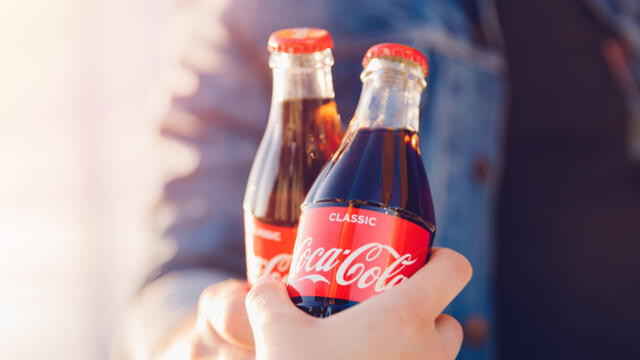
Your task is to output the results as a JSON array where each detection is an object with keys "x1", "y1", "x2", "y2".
[
  {"x1": 149, "y1": 1, "x2": 639, "y2": 358},
  {"x1": 422, "y1": 51, "x2": 505, "y2": 359}
]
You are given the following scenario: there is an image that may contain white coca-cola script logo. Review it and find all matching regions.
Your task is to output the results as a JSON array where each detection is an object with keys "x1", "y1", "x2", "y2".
[
  {"x1": 289, "y1": 237, "x2": 418, "y2": 292},
  {"x1": 248, "y1": 253, "x2": 291, "y2": 282}
]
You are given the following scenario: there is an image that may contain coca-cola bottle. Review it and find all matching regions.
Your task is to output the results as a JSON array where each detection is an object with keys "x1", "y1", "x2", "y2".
[
  {"x1": 243, "y1": 28, "x2": 343, "y2": 284},
  {"x1": 286, "y1": 43, "x2": 436, "y2": 317}
]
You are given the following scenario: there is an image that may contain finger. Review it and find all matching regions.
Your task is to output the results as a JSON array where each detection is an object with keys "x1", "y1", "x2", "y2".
[
  {"x1": 198, "y1": 279, "x2": 254, "y2": 351},
  {"x1": 353, "y1": 247, "x2": 472, "y2": 320},
  {"x1": 435, "y1": 314, "x2": 464, "y2": 359},
  {"x1": 399, "y1": 247, "x2": 472, "y2": 316},
  {"x1": 245, "y1": 278, "x2": 309, "y2": 336}
]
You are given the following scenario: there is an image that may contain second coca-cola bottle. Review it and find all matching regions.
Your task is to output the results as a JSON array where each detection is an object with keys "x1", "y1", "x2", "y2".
[
  {"x1": 243, "y1": 28, "x2": 343, "y2": 283},
  {"x1": 286, "y1": 43, "x2": 436, "y2": 317}
]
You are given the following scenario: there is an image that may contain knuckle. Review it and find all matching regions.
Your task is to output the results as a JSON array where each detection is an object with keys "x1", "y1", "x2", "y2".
[
  {"x1": 199, "y1": 279, "x2": 245, "y2": 313},
  {"x1": 453, "y1": 320, "x2": 463, "y2": 341},
  {"x1": 245, "y1": 289, "x2": 267, "y2": 313},
  {"x1": 198, "y1": 285, "x2": 220, "y2": 312},
  {"x1": 200, "y1": 284, "x2": 220, "y2": 301},
  {"x1": 437, "y1": 314, "x2": 464, "y2": 358},
  {"x1": 245, "y1": 279, "x2": 279, "y2": 304},
  {"x1": 244, "y1": 284, "x2": 264, "y2": 305},
  {"x1": 442, "y1": 314, "x2": 463, "y2": 338},
  {"x1": 201, "y1": 280, "x2": 231, "y2": 300},
  {"x1": 441, "y1": 248, "x2": 473, "y2": 281}
]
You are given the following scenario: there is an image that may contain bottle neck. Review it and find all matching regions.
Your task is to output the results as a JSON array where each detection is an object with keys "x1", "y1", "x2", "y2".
[
  {"x1": 351, "y1": 58, "x2": 426, "y2": 132},
  {"x1": 270, "y1": 49, "x2": 335, "y2": 102}
]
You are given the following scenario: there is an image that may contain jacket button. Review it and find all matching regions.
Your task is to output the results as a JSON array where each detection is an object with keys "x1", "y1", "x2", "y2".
[
  {"x1": 463, "y1": 315, "x2": 488, "y2": 347},
  {"x1": 472, "y1": 156, "x2": 490, "y2": 184}
]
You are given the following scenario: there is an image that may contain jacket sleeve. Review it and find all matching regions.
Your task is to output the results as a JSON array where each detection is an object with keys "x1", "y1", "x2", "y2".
[
  {"x1": 148, "y1": 0, "x2": 271, "y2": 283},
  {"x1": 113, "y1": 1, "x2": 272, "y2": 358}
]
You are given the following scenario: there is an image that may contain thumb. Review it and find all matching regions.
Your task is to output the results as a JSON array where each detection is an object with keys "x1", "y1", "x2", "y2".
[{"x1": 245, "y1": 278, "x2": 308, "y2": 335}]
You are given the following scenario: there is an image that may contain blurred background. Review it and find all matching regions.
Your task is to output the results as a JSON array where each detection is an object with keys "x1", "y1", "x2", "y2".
[
  {"x1": 0, "y1": 1, "x2": 171, "y2": 358},
  {"x1": 2, "y1": 0, "x2": 639, "y2": 359}
]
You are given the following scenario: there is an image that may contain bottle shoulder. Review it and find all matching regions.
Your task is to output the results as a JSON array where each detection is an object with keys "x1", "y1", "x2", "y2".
[{"x1": 304, "y1": 127, "x2": 435, "y2": 227}]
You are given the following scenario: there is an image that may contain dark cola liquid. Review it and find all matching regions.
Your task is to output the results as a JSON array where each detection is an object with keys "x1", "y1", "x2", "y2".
[
  {"x1": 291, "y1": 127, "x2": 436, "y2": 317},
  {"x1": 245, "y1": 98, "x2": 342, "y2": 226}
]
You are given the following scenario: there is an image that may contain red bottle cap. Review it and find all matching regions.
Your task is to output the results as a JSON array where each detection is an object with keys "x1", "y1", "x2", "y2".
[
  {"x1": 268, "y1": 28, "x2": 334, "y2": 54},
  {"x1": 362, "y1": 43, "x2": 428, "y2": 76}
]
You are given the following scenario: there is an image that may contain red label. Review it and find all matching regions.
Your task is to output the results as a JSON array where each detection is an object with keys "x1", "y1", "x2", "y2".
[
  {"x1": 244, "y1": 212, "x2": 297, "y2": 283},
  {"x1": 286, "y1": 206, "x2": 432, "y2": 303}
]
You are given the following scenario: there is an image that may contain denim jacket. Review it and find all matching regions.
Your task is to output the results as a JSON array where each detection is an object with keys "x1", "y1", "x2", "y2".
[{"x1": 127, "y1": 1, "x2": 640, "y2": 359}]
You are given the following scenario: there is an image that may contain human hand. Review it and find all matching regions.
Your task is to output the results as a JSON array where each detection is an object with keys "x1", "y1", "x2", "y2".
[
  {"x1": 245, "y1": 247, "x2": 472, "y2": 360},
  {"x1": 155, "y1": 279, "x2": 255, "y2": 360}
]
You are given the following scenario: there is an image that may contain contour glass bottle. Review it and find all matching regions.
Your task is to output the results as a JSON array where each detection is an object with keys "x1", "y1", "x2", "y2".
[
  {"x1": 243, "y1": 28, "x2": 343, "y2": 283},
  {"x1": 287, "y1": 43, "x2": 435, "y2": 317}
]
